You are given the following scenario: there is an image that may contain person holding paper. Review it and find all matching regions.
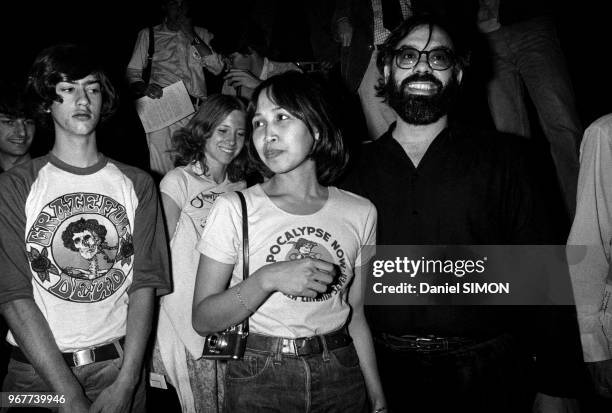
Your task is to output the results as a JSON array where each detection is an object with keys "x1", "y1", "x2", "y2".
[{"x1": 127, "y1": 0, "x2": 224, "y2": 177}]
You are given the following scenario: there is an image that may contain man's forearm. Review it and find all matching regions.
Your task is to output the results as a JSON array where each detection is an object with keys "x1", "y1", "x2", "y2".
[
  {"x1": 1, "y1": 298, "x2": 85, "y2": 398},
  {"x1": 116, "y1": 287, "x2": 154, "y2": 385}
]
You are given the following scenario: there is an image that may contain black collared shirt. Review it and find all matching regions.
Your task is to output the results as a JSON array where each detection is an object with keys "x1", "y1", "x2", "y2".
[{"x1": 341, "y1": 125, "x2": 541, "y2": 337}]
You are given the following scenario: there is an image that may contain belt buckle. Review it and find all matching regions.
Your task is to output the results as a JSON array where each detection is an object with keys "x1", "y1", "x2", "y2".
[
  {"x1": 72, "y1": 348, "x2": 95, "y2": 366},
  {"x1": 281, "y1": 339, "x2": 297, "y2": 355},
  {"x1": 416, "y1": 336, "x2": 447, "y2": 352},
  {"x1": 415, "y1": 336, "x2": 433, "y2": 350}
]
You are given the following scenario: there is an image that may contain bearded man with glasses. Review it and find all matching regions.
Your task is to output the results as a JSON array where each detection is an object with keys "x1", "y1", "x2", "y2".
[{"x1": 340, "y1": 13, "x2": 583, "y2": 413}]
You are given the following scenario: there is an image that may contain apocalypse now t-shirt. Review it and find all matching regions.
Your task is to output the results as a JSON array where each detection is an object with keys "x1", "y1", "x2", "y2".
[{"x1": 197, "y1": 184, "x2": 376, "y2": 338}]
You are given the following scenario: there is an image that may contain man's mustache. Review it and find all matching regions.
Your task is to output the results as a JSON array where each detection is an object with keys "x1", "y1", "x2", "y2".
[{"x1": 399, "y1": 74, "x2": 444, "y2": 91}]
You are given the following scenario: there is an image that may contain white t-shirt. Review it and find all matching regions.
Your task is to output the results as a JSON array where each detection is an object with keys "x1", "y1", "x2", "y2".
[
  {"x1": 197, "y1": 184, "x2": 377, "y2": 338},
  {"x1": 160, "y1": 163, "x2": 246, "y2": 233},
  {"x1": 159, "y1": 162, "x2": 245, "y2": 355}
]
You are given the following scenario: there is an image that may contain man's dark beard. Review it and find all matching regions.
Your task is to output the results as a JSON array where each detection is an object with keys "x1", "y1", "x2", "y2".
[{"x1": 384, "y1": 72, "x2": 459, "y2": 125}]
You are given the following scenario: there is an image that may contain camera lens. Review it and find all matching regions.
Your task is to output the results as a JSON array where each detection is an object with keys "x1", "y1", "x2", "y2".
[{"x1": 208, "y1": 336, "x2": 218, "y2": 347}]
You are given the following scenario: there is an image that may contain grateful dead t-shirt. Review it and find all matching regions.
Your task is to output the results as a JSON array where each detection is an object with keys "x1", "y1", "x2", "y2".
[
  {"x1": 197, "y1": 184, "x2": 377, "y2": 338},
  {"x1": 0, "y1": 153, "x2": 170, "y2": 352}
]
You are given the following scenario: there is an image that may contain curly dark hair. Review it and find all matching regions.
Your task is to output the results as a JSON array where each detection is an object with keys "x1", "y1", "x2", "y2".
[
  {"x1": 248, "y1": 71, "x2": 348, "y2": 186},
  {"x1": 172, "y1": 94, "x2": 249, "y2": 182},
  {"x1": 61, "y1": 218, "x2": 107, "y2": 252},
  {"x1": 25, "y1": 43, "x2": 118, "y2": 130},
  {"x1": 375, "y1": 13, "x2": 472, "y2": 100},
  {"x1": 0, "y1": 81, "x2": 33, "y2": 119}
]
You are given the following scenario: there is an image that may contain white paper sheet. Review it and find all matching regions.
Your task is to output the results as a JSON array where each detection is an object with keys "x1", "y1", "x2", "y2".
[{"x1": 135, "y1": 81, "x2": 195, "y2": 133}]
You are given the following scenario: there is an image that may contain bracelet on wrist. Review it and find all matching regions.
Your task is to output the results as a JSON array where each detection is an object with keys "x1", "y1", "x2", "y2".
[{"x1": 373, "y1": 407, "x2": 387, "y2": 413}]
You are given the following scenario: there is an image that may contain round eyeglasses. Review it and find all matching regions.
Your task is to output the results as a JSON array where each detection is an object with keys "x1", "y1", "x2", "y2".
[{"x1": 394, "y1": 46, "x2": 455, "y2": 71}]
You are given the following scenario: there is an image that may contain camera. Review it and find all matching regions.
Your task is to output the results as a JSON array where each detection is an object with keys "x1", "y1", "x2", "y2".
[{"x1": 201, "y1": 321, "x2": 248, "y2": 360}]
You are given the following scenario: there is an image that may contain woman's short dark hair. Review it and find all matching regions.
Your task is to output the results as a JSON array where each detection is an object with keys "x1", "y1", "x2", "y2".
[
  {"x1": 25, "y1": 43, "x2": 118, "y2": 129},
  {"x1": 375, "y1": 13, "x2": 472, "y2": 97},
  {"x1": 248, "y1": 71, "x2": 348, "y2": 186},
  {"x1": 172, "y1": 94, "x2": 248, "y2": 183}
]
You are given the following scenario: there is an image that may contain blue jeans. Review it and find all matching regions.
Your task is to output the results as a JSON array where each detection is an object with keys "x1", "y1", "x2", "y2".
[
  {"x1": 1, "y1": 346, "x2": 146, "y2": 413},
  {"x1": 486, "y1": 16, "x2": 581, "y2": 216},
  {"x1": 224, "y1": 343, "x2": 367, "y2": 413}
]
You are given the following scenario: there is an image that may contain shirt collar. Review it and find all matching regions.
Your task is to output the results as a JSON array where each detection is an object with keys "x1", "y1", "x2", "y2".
[
  {"x1": 373, "y1": 123, "x2": 452, "y2": 169},
  {"x1": 48, "y1": 152, "x2": 108, "y2": 175}
]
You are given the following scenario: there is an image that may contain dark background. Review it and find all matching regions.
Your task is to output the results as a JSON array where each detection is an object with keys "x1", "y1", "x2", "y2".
[
  {"x1": 0, "y1": 1, "x2": 607, "y2": 407},
  {"x1": 0, "y1": 0, "x2": 331, "y2": 168},
  {"x1": 0, "y1": 0, "x2": 608, "y2": 114},
  {"x1": 0, "y1": 0, "x2": 609, "y2": 166}
]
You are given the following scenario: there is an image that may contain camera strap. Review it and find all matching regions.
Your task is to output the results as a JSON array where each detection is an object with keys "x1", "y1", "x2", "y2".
[
  {"x1": 142, "y1": 26, "x2": 154, "y2": 85},
  {"x1": 236, "y1": 191, "x2": 249, "y2": 333},
  {"x1": 200, "y1": 191, "x2": 251, "y2": 360}
]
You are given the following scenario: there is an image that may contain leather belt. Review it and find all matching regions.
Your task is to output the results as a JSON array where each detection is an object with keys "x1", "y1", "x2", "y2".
[
  {"x1": 11, "y1": 338, "x2": 124, "y2": 367},
  {"x1": 247, "y1": 328, "x2": 352, "y2": 357},
  {"x1": 375, "y1": 333, "x2": 474, "y2": 353}
]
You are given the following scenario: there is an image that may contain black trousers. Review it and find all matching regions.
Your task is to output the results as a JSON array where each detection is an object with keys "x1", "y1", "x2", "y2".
[{"x1": 375, "y1": 334, "x2": 535, "y2": 413}]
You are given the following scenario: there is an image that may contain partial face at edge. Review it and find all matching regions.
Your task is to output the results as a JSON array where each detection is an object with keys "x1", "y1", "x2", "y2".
[
  {"x1": 163, "y1": 0, "x2": 190, "y2": 21},
  {"x1": 0, "y1": 113, "x2": 35, "y2": 157},
  {"x1": 229, "y1": 52, "x2": 252, "y2": 70}
]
